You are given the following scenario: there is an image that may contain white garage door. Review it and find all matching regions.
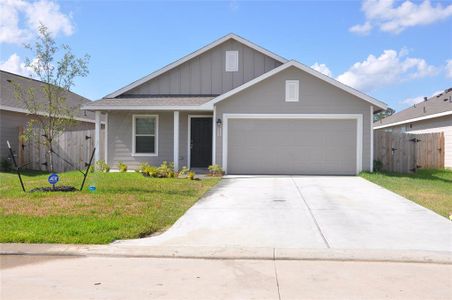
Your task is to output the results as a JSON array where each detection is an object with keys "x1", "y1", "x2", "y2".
[{"x1": 225, "y1": 117, "x2": 359, "y2": 175}]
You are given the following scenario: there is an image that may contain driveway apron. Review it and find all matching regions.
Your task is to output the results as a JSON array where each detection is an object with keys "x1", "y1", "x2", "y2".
[{"x1": 118, "y1": 176, "x2": 452, "y2": 252}]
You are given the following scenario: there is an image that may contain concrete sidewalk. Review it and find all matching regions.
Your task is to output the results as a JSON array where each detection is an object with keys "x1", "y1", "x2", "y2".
[
  {"x1": 1, "y1": 255, "x2": 451, "y2": 300},
  {"x1": 1, "y1": 243, "x2": 451, "y2": 264}
]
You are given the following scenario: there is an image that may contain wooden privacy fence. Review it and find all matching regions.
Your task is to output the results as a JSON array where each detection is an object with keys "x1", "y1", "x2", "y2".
[
  {"x1": 19, "y1": 127, "x2": 101, "y2": 173},
  {"x1": 374, "y1": 131, "x2": 445, "y2": 173}
]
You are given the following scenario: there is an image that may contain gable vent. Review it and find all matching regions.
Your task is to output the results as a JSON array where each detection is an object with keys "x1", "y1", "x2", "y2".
[
  {"x1": 285, "y1": 80, "x2": 299, "y2": 102},
  {"x1": 225, "y1": 51, "x2": 238, "y2": 72}
]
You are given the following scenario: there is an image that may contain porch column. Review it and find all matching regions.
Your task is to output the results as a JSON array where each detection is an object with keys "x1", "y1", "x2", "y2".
[
  {"x1": 95, "y1": 111, "x2": 101, "y2": 162},
  {"x1": 173, "y1": 111, "x2": 180, "y2": 171}
]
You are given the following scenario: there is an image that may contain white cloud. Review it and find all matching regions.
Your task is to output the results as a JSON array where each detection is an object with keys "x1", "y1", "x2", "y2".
[
  {"x1": 401, "y1": 90, "x2": 443, "y2": 106},
  {"x1": 0, "y1": 53, "x2": 33, "y2": 76},
  {"x1": 349, "y1": 22, "x2": 372, "y2": 35},
  {"x1": 446, "y1": 60, "x2": 452, "y2": 79},
  {"x1": 0, "y1": 0, "x2": 74, "y2": 44},
  {"x1": 336, "y1": 49, "x2": 438, "y2": 92},
  {"x1": 351, "y1": 0, "x2": 452, "y2": 34},
  {"x1": 311, "y1": 63, "x2": 333, "y2": 77}
]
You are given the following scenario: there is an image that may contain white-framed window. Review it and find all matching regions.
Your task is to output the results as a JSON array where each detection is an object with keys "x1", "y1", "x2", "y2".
[
  {"x1": 132, "y1": 115, "x2": 158, "y2": 156},
  {"x1": 285, "y1": 80, "x2": 299, "y2": 102},
  {"x1": 225, "y1": 50, "x2": 239, "y2": 72}
]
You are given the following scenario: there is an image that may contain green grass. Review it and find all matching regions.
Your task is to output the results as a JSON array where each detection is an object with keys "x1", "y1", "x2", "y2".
[
  {"x1": 0, "y1": 171, "x2": 220, "y2": 244},
  {"x1": 361, "y1": 169, "x2": 452, "y2": 218}
]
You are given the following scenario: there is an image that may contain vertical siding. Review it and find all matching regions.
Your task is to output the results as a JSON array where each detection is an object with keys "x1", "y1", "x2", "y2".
[
  {"x1": 124, "y1": 39, "x2": 283, "y2": 96},
  {"x1": 214, "y1": 66, "x2": 373, "y2": 172}
]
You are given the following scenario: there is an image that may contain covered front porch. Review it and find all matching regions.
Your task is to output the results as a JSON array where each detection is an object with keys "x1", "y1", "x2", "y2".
[{"x1": 93, "y1": 109, "x2": 215, "y2": 171}]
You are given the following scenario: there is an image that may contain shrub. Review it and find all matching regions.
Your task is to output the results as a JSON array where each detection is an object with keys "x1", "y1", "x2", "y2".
[
  {"x1": 208, "y1": 164, "x2": 224, "y2": 177},
  {"x1": 88, "y1": 165, "x2": 95, "y2": 173},
  {"x1": 157, "y1": 161, "x2": 175, "y2": 178},
  {"x1": 373, "y1": 160, "x2": 383, "y2": 172},
  {"x1": 96, "y1": 160, "x2": 110, "y2": 172},
  {"x1": 137, "y1": 162, "x2": 149, "y2": 173},
  {"x1": 187, "y1": 170, "x2": 196, "y2": 180},
  {"x1": 118, "y1": 161, "x2": 128, "y2": 172},
  {"x1": 142, "y1": 165, "x2": 158, "y2": 177},
  {"x1": 0, "y1": 158, "x2": 12, "y2": 171},
  {"x1": 177, "y1": 166, "x2": 189, "y2": 178}
]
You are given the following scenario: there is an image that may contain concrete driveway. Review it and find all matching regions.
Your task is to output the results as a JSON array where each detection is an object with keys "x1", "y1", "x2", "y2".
[{"x1": 118, "y1": 176, "x2": 452, "y2": 252}]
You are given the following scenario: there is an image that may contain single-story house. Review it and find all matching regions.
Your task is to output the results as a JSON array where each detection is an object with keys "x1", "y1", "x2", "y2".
[
  {"x1": 0, "y1": 70, "x2": 104, "y2": 170},
  {"x1": 82, "y1": 33, "x2": 387, "y2": 175},
  {"x1": 374, "y1": 88, "x2": 452, "y2": 168}
]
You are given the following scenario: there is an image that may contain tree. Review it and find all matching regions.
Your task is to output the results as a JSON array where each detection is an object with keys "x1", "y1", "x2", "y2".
[
  {"x1": 11, "y1": 24, "x2": 90, "y2": 172},
  {"x1": 373, "y1": 107, "x2": 395, "y2": 123}
]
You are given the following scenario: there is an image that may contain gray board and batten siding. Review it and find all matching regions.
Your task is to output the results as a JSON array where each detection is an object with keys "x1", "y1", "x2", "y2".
[{"x1": 122, "y1": 39, "x2": 283, "y2": 97}]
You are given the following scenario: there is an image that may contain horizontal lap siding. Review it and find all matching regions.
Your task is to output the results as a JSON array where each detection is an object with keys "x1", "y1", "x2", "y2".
[
  {"x1": 215, "y1": 66, "x2": 373, "y2": 172},
  {"x1": 107, "y1": 111, "x2": 213, "y2": 170},
  {"x1": 107, "y1": 111, "x2": 173, "y2": 170}
]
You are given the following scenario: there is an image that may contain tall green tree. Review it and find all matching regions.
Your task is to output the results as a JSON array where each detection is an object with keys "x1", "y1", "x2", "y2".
[{"x1": 12, "y1": 24, "x2": 90, "y2": 172}]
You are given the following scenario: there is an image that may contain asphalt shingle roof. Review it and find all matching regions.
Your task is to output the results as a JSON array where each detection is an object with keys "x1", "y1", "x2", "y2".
[
  {"x1": 374, "y1": 88, "x2": 452, "y2": 127},
  {"x1": 0, "y1": 70, "x2": 96, "y2": 121},
  {"x1": 83, "y1": 96, "x2": 215, "y2": 108}
]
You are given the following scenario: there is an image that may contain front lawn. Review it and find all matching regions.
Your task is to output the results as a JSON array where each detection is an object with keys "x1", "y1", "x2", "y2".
[
  {"x1": 0, "y1": 171, "x2": 220, "y2": 244},
  {"x1": 361, "y1": 169, "x2": 452, "y2": 218}
]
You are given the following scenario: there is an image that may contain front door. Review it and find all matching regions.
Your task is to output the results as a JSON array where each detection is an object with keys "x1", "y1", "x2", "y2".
[{"x1": 190, "y1": 117, "x2": 213, "y2": 168}]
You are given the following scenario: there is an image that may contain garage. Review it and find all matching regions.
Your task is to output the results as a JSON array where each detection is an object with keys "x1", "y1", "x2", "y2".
[{"x1": 223, "y1": 114, "x2": 362, "y2": 175}]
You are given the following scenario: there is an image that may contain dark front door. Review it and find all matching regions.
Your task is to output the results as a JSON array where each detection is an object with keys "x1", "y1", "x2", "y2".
[{"x1": 190, "y1": 117, "x2": 212, "y2": 168}]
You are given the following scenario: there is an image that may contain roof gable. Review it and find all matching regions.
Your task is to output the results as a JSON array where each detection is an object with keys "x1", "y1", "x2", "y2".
[
  {"x1": 201, "y1": 60, "x2": 387, "y2": 110},
  {"x1": 106, "y1": 33, "x2": 288, "y2": 98}
]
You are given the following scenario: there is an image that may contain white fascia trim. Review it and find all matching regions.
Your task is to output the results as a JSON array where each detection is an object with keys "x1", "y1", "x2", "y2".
[
  {"x1": 131, "y1": 114, "x2": 159, "y2": 157},
  {"x1": 81, "y1": 105, "x2": 213, "y2": 111},
  {"x1": 187, "y1": 114, "x2": 213, "y2": 169},
  {"x1": 0, "y1": 104, "x2": 104, "y2": 124},
  {"x1": 373, "y1": 110, "x2": 452, "y2": 129},
  {"x1": 202, "y1": 60, "x2": 387, "y2": 110},
  {"x1": 222, "y1": 113, "x2": 363, "y2": 175},
  {"x1": 105, "y1": 33, "x2": 288, "y2": 98}
]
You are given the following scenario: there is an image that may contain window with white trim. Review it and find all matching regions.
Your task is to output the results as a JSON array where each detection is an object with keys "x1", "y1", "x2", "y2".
[
  {"x1": 133, "y1": 115, "x2": 158, "y2": 155},
  {"x1": 225, "y1": 51, "x2": 239, "y2": 72},
  {"x1": 285, "y1": 80, "x2": 299, "y2": 102}
]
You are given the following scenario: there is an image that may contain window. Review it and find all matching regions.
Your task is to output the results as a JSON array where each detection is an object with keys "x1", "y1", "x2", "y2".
[
  {"x1": 225, "y1": 51, "x2": 238, "y2": 72},
  {"x1": 133, "y1": 115, "x2": 158, "y2": 155},
  {"x1": 285, "y1": 80, "x2": 299, "y2": 102}
]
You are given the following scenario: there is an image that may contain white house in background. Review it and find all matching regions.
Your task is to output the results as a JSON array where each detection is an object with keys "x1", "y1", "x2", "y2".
[
  {"x1": 82, "y1": 33, "x2": 387, "y2": 175},
  {"x1": 374, "y1": 88, "x2": 452, "y2": 168}
]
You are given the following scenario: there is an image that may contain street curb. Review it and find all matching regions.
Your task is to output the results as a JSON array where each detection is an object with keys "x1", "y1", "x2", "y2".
[{"x1": 1, "y1": 244, "x2": 451, "y2": 264}]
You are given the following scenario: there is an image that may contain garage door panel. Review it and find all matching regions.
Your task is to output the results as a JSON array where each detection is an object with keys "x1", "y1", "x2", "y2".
[{"x1": 227, "y1": 119, "x2": 357, "y2": 175}]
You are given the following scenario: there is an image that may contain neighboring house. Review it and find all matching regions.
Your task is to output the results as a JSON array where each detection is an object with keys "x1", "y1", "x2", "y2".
[
  {"x1": 374, "y1": 88, "x2": 452, "y2": 168},
  {"x1": 82, "y1": 34, "x2": 387, "y2": 175},
  {"x1": 0, "y1": 70, "x2": 104, "y2": 169}
]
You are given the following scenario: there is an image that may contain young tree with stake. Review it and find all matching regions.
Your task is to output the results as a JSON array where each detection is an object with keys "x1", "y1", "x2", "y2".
[{"x1": 11, "y1": 24, "x2": 90, "y2": 172}]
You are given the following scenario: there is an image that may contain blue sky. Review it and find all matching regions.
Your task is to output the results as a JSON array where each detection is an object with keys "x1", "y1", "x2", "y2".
[{"x1": 1, "y1": 0, "x2": 451, "y2": 111}]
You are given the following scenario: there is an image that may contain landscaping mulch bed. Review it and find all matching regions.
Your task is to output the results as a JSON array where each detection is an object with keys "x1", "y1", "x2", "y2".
[{"x1": 29, "y1": 186, "x2": 77, "y2": 193}]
